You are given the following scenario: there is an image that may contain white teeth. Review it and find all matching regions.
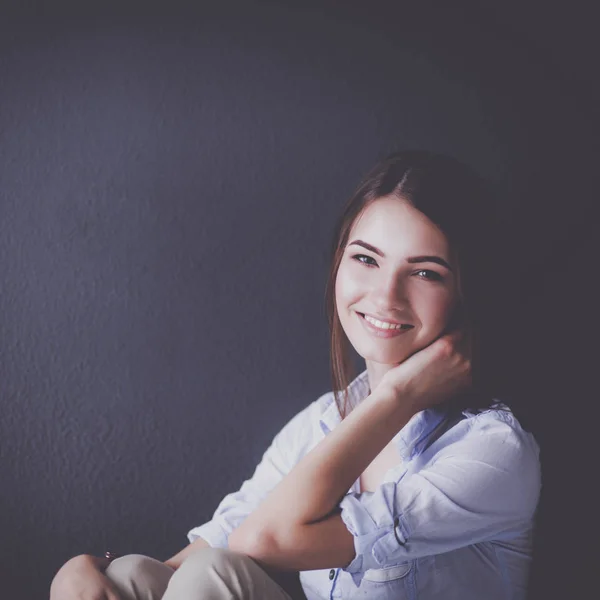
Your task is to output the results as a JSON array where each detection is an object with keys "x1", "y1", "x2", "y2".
[{"x1": 363, "y1": 314, "x2": 405, "y2": 330}]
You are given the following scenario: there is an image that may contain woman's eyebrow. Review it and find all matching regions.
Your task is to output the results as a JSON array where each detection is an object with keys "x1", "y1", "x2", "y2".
[{"x1": 347, "y1": 239, "x2": 453, "y2": 272}]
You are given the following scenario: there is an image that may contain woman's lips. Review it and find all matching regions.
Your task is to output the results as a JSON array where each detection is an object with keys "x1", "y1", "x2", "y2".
[{"x1": 357, "y1": 312, "x2": 414, "y2": 338}]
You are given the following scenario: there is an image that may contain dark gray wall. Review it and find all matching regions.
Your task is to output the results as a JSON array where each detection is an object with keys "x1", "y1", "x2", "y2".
[{"x1": 1, "y1": 2, "x2": 597, "y2": 598}]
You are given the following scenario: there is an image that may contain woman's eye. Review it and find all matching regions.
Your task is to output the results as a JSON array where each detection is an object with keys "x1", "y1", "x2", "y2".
[
  {"x1": 351, "y1": 255, "x2": 442, "y2": 281},
  {"x1": 351, "y1": 254, "x2": 377, "y2": 266},
  {"x1": 415, "y1": 269, "x2": 443, "y2": 281}
]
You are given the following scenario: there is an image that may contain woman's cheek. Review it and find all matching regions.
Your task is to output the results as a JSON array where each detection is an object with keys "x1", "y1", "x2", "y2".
[
  {"x1": 411, "y1": 294, "x2": 448, "y2": 337},
  {"x1": 336, "y1": 265, "x2": 361, "y2": 306}
]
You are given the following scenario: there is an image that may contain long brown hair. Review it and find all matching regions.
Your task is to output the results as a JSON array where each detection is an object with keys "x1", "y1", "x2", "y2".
[{"x1": 324, "y1": 150, "x2": 510, "y2": 420}]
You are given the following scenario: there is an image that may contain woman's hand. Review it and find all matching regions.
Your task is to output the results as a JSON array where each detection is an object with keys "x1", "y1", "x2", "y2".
[
  {"x1": 50, "y1": 554, "x2": 122, "y2": 600},
  {"x1": 379, "y1": 328, "x2": 472, "y2": 413}
]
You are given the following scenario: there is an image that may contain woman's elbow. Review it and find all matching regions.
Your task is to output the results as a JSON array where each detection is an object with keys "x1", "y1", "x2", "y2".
[{"x1": 229, "y1": 525, "x2": 289, "y2": 563}]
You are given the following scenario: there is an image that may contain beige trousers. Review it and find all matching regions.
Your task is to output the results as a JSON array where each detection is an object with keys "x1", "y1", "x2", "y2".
[{"x1": 105, "y1": 548, "x2": 307, "y2": 600}]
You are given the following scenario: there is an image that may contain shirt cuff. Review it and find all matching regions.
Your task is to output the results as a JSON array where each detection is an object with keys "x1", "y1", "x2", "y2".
[
  {"x1": 187, "y1": 520, "x2": 229, "y2": 549},
  {"x1": 339, "y1": 490, "x2": 409, "y2": 588}
]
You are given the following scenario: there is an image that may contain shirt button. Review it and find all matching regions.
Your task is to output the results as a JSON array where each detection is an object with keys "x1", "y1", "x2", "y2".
[{"x1": 329, "y1": 569, "x2": 335, "y2": 580}]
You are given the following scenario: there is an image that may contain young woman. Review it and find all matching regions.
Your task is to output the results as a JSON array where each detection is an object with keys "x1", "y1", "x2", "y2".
[{"x1": 50, "y1": 150, "x2": 541, "y2": 600}]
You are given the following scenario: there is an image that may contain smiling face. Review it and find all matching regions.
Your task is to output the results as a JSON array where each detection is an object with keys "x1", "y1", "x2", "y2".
[{"x1": 335, "y1": 195, "x2": 460, "y2": 390}]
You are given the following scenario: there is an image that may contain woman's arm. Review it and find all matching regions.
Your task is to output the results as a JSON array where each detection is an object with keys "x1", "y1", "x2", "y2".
[
  {"x1": 229, "y1": 385, "x2": 411, "y2": 566},
  {"x1": 231, "y1": 402, "x2": 540, "y2": 581},
  {"x1": 229, "y1": 330, "x2": 475, "y2": 572},
  {"x1": 243, "y1": 509, "x2": 357, "y2": 572}
]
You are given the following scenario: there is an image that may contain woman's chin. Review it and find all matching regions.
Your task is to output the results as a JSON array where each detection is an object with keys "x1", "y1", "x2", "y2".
[{"x1": 355, "y1": 347, "x2": 412, "y2": 366}]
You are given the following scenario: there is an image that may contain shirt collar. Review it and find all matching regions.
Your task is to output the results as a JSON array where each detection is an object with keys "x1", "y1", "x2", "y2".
[{"x1": 319, "y1": 369, "x2": 449, "y2": 460}]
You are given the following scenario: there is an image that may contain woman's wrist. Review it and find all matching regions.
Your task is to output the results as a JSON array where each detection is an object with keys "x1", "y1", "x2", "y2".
[
  {"x1": 370, "y1": 380, "x2": 411, "y2": 409},
  {"x1": 368, "y1": 383, "x2": 424, "y2": 431}
]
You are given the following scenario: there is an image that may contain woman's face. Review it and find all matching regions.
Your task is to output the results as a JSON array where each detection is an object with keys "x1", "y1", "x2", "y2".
[{"x1": 335, "y1": 195, "x2": 459, "y2": 367}]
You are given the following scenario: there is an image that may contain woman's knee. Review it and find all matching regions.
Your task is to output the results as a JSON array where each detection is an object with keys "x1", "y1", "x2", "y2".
[
  {"x1": 169, "y1": 547, "x2": 254, "y2": 587},
  {"x1": 105, "y1": 554, "x2": 174, "y2": 596},
  {"x1": 177, "y1": 547, "x2": 246, "y2": 573},
  {"x1": 164, "y1": 548, "x2": 297, "y2": 600}
]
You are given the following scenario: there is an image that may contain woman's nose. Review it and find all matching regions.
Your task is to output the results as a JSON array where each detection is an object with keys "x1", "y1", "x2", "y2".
[{"x1": 372, "y1": 276, "x2": 409, "y2": 307}]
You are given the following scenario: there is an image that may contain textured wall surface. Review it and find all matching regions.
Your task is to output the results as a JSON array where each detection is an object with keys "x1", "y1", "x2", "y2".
[{"x1": 1, "y1": 2, "x2": 597, "y2": 598}]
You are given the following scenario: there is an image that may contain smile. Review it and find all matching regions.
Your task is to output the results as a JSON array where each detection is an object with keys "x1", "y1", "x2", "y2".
[{"x1": 357, "y1": 312, "x2": 414, "y2": 338}]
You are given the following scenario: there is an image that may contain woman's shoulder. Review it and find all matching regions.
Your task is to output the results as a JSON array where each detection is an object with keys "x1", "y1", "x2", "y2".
[
  {"x1": 289, "y1": 389, "x2": 337, "y2": 424},
  {"x1": 448, "y1": 401, "x2": 541, "y2": 470},
  {"x1": 272, "y1": 390, "x2": 336, "y2": 452},
  {"x1": 462, "y1": 401, "x2": 535, "y2": 438}
]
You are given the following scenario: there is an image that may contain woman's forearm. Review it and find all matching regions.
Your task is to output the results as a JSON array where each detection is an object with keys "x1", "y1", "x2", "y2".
[{"x1": 230, "y1": 385, "x2": 414, "y2": 547}]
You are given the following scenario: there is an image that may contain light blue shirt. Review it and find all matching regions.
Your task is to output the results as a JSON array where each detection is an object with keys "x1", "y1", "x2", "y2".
[{"x1": 188, "y1": 369, "x2": 541, "y2": 600}]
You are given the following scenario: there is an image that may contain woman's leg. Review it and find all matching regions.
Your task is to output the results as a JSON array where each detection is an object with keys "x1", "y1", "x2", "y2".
[
  {"x1": 105, "y1": 554, "x2": 175, "y2": 600},
  {"x1": 162, "y1": 547, "x2": 305, "y2": 600}
]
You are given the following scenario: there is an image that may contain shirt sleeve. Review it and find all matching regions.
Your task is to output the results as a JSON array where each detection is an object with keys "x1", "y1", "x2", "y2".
[
  {"x1": 338, "y1": 411, "x2": 541, "y2": 588},
  {"x1": 187, "y1": 398, "x2": 321, "y2": 547}
]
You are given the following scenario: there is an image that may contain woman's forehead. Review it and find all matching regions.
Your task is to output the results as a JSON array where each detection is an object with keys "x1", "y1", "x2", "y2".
[{"x1": 348, "y1": 197, "x2": 451, "y2": 257}]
